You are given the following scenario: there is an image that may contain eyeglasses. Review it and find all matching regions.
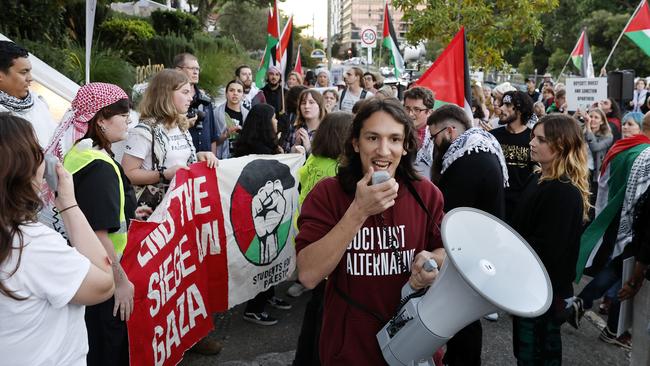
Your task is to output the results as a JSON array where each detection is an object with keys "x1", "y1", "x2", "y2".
[
  {"x1": 405, "y1": 106, "x2": 429, "y2": 114},
  {"x1": 429, "y1": 126, "x2": 448, "y2": 141},
  {"x1": 180, "y1": 66, "x2": 201, "y2": 72}
]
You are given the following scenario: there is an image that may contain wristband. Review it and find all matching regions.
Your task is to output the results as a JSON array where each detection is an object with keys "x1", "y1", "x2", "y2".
[
  {"x1": 158, "y1": 166, "x2": 166, "y2": 182},
  {"x1": 59, "y1": 204, "x2": 78, "y2": 214}
]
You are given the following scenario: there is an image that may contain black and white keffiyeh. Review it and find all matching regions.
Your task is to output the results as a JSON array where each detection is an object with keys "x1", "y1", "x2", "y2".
[
  {"x1": 441, "y1": 127, "x2": 510, "y2": 186},
  {"x1": 613, "y1": 147, "x2": 650, "y2": 258},
  {"x1": 0, "y1": 89, "x2": 33, "y2": 112}
]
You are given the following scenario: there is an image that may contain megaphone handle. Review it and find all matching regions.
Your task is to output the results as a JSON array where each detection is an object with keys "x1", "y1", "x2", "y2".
[{"x1": 401, "y1": 259, "x2": 438, "y2": 298}]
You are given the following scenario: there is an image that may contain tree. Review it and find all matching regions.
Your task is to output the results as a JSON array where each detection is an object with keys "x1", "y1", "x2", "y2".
[
  {"x1": 217, "y1": 2, "x2": 269, "y2": 51},
  {"x1": 187, "y1": 0, "x2": 271, "y2": 29},
  {"x1": 0, "y1": 1, "x2": 67, "y2": 46},
  {"x1": 546, "y1": 48, "x2": 568, "y2": 76},
  {"x1": 518, "y1": 53, "x2": 536, "y2": 77},
  {"x1": 394, "y1": 0, "x2": 559, "y2": 69}
]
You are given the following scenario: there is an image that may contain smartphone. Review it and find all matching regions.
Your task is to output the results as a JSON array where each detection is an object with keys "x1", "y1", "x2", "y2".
[
  {"x1": 371, "y1": 170, "x2": 390, "y2": 185},
  {"x1": 43, "y1": 154, "x2": 59, "y2": 192}
]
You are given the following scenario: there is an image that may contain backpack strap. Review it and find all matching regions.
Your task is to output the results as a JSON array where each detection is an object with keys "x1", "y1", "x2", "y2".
[
  {"x1": 404, "y1": 179, "x2": 432, "y2": 221},
  {"x1": 332, "y1": 279, "x2": 386, "y2": 324},
  {"x1": 339, "y1": 88, "x2": 347, "y2": 109},
  {"x1": 360, "y1": 89, "x2": 368, "y2": 100}
]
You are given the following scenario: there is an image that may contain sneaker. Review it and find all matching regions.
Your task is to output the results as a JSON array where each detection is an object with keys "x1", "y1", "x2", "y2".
[
  {"x1": 287, "y1": 282, "x2": 308, "y2": 298},
  {"x1": 599, "y1": 327, "x2": 632, "y2": 350},
  {"x1": 568, "y1": 297, "x2": 585, "y2": 329},
  {"x1": 267, "y1": 296, "x2": 292, "y2": 310},
  {"x1": 599, "y1": 298, "x2": 611, "y2": 315},
  {"x1": 189, "y1": 337, "x2": 223, "y2": 355},
  {"x1": 243, "y1": 311, "x2": 278, "y2": 326},
  {"x1": 483, "y1": 313, "x2": 499, "y2": 322}
]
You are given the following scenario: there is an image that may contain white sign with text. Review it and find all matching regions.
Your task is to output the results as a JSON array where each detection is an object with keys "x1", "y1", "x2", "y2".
[{"x1": 566, "y1": 77, "x2": 607, "y2": 111}]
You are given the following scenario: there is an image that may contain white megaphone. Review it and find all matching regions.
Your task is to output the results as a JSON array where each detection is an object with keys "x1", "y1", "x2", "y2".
[{"x1": 377, "y1": 207, "x2": 552, "y2": 366}]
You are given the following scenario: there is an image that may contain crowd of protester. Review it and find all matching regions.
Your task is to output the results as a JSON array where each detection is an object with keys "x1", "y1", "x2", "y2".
[{"x1": 1, "y1": 38, "x2": 650, "y2": 366}]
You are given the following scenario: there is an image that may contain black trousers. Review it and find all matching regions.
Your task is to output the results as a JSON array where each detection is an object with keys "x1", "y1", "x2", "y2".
[
  {"x1": 85, "y1": 296, "x2": 129, "y2": 366},
  {"x1": 443, "y1": 320, "x2": 483, "y2": 366},
  {"x1": 293, "y1": 281, "x2": 325, "y2": 366},
  {"x1": 245, "y1": 286, "x2": 275, "y2": 313}
]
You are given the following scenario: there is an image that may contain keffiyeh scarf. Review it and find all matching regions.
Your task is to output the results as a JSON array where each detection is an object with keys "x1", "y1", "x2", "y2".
[
  {"x1": 0, "y1": 89, "x2": 33, "y2": 112},
  {"x1": 441, "y1": 127, "x2": 510, "y2": 186}
]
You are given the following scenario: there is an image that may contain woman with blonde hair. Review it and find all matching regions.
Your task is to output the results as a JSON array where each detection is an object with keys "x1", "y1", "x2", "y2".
[
  {"x1": 286, "y1": 71, "x2": 304, "y2": 88},
  {"x1": 122, "y1": 70, "x2": 217, "y2": 213},
  {"x1": 512, "y1": 114, "x2": 590, "y2": 364},
  {"x1": 291, "y1": 89, "x2": 327, "y2": 153},
  {"x1": 582, "y1": 108, "x2": 613, "y2": 206}
]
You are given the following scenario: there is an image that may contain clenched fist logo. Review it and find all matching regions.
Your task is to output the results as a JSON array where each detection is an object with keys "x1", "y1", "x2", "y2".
[
  {"x1": 252, "y1": 180, "x2": 287, "y2": 263},
  {"x1": 231, "y1": 159, "x2": 296, "y2": 265}
]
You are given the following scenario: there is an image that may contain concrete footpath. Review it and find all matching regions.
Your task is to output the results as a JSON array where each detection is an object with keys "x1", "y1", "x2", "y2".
[{"x1": 181, "y1": 281, "x2": 633, "y2": 366}]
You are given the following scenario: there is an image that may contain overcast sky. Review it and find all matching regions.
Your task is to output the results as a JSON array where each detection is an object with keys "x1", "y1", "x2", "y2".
[{"x1": 278, "y1": 0, "x2": 328, "y2": 39}]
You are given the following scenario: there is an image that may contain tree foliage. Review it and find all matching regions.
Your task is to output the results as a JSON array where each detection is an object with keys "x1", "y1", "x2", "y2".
[
  {"x1": 186, "y1": 0, "x2": 271, "y2": 29},
  {"x1": 0, "y1": 1, "x2": 67, "y2": 46},
  {"x1": 151, "y1": 10, "x2": 200, "y2": 40},
  {"x1": 394, "y1": 0, "x2": 559, "y2": 69},
  {"x1": 217, "y1": 2, "x2": 268, "y2": 50}
]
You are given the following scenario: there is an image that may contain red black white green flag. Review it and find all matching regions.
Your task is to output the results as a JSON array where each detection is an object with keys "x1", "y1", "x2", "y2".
[
  {"x1": 415, "y1": 27, "x2": 472, "y2": 116},
  {"x1": 382, "y1": 3, "x2": 405, "y2": 77},
  {"x1": 276, "y1": 16, "x2": 294, "y2": 83},
  {"x1": 294, "y1": 44, "x2": 303, "y2": 76},
  {"x1": 624, "y1": 0, "x2": 650, "y2": 57},
  {"x1": 570, "y1": 29, "x2": 595, "y2": 77},
  {"x1": 255, "y1": 0, "x2": 280, "y2": 88}
]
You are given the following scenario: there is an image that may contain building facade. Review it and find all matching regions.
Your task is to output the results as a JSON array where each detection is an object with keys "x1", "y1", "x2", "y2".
[{"x1": 337, "y1": 0, "x2": 408, "y2": 52}]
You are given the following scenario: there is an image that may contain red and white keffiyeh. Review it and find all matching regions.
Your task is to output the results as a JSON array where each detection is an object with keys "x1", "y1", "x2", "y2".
[{"x1": 44, "y1": 82, "x2": 128, "y2": 161}]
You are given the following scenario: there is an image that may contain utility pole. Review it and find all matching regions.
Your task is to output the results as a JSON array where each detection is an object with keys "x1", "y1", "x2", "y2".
[{"x1": 327, "y1": 0, "x2": 332, "y2": 70}]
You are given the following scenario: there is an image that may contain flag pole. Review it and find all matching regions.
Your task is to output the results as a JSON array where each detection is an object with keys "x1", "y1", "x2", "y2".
[
  {"x1": 557, "y1": 28, "x2": 583, "y2": 81},
  {"x1": 601, "y1": 0, "x2": 645, "y2": 73},
  {"x1": 556, "y1": 55, "x2": 572, "y2": 82},
  {"x1": 379, "y1": 0, "x2": 385, "y2": 69}
]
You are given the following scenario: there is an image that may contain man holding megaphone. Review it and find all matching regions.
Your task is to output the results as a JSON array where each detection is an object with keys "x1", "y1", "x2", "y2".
[{"x1": 296, "y1": 99, "x2": 446, "y2": 366}]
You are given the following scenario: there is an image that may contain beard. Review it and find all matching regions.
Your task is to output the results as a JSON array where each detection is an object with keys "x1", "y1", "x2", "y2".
[
  {"x1": 431, "y1": 137, "x2": 452, "y2": 184},
  {"x1": 498, "y1": 112, "x2": 517, "y2": 125}
]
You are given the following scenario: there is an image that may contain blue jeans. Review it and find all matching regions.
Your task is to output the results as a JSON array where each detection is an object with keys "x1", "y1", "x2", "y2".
[{"x1": 578, "y1": 260, "x2": 622, "y2": 330}]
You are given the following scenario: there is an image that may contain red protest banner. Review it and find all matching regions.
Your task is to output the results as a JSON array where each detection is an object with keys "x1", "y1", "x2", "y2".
[{"x1": 121, "y1": 162, "x2": 228, "y2": 366}]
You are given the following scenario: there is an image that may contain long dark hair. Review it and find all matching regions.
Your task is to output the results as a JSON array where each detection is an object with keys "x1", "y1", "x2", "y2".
[
  {"x1": 607, "y1": 97, "x2": 622, "y2": 121},
  {"x1": 337, "y1": 98, "x2": 419, "y2": 194},
  {"x1": 81, "y1": 98, "x2": 130, "y2": 156},
  {"x1": 311, "y1": 111, "x2": 352, "y2": 159},
  {"x1": 0, "y1": 113, "x2": 44, "y2": 300},
  {"x1": 234, "y1": 103, "x2": 280, "y2": 156}
]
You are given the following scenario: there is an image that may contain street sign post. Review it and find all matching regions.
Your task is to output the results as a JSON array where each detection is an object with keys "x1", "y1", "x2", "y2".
[{"x1": 360, "y1": 26, "x2": 376, "y2": 67}]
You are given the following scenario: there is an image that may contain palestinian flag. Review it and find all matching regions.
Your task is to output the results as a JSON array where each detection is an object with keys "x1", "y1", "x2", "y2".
[
  {"x1": 294, "y1": 44, "x2": 303, "y2": 75},
  {"x1": 415, "y1": 27, "x2": 472, "y2": 117},
  {"x1": 624, "y1": 0, "x2": 650, "y2": 57},
  {"x1": 570, "y1": 29, "x2": 595, "y2": 78},
  {"x1": 576, "y1": 136, "x2": 650, "y2": 280},
  {"x1": 276, "y1": 16, "x2": 294, "y2": 83},
  {"x1": 255, "y1": 0, "x2": 280, "y2": 88},
  {"x1": 382, "y1": 3, "x2": 405, "y2": 77}
]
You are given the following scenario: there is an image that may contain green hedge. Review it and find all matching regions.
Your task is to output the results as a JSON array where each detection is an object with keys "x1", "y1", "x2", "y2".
[
  {"x1": 151, "y1": 10, "x2": 199, "y2": 40},
  {"x1": 98, "y1": 18, "x2": 155, "y2": 61},
  {"x1": 135, "y1": 34, "x2": 195, "y2": 67}
]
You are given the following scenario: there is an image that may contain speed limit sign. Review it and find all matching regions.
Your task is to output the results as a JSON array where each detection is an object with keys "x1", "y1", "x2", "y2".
[{"x1": 360, "y1": 26, "x2": 377, "y2": 48}]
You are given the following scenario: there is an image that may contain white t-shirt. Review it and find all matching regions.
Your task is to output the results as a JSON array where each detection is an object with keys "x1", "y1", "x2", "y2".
[
  {"x1": 0, "y1": 223, "x2": 91, "y2": 366},
  {"x1": 0, "y1": 92, "x2": 56, "y2": 148},
  {"x1": 124, "y1": 125, "x2": 194, "y2": 169},
  {"x1": 339, "y1": 88, "x2": 373, "y2": 113}
]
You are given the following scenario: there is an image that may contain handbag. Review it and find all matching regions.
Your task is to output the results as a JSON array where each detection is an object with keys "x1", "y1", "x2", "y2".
[{"x1": 134, "y1": 123, "x2": 168, "y2": 213}]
